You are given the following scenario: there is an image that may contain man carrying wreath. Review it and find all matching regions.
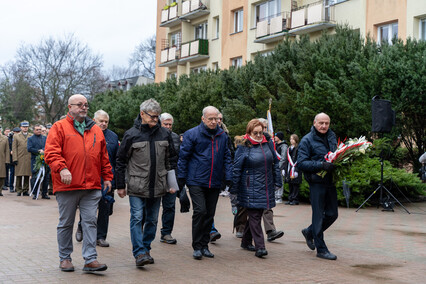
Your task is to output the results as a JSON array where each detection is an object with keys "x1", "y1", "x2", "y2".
[{"x1": 298, "y1": 112, "x2": 338, "y2": 260}]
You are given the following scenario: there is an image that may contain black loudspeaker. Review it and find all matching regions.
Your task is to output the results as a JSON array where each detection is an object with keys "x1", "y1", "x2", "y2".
[{"x1": 372, "y1": 96, "x2": 395, "y2": 133}]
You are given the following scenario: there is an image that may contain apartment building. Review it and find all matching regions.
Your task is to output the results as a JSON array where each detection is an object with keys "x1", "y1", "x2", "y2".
[{"x1": 155, "y1": 0, "x2": 426, "y2": 83}]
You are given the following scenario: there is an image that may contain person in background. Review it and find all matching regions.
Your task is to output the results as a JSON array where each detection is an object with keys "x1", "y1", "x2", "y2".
[
  {"x1": 0, "y1": 129, "x2": 9, "y2": 196},
  {"x1": 232, "y1": 119, "x2": 282, "y2": 258},
  {"x1": 2, "y1": 128, "x2": 11, "y2": 192},
  {"x1": 7, "y1": 128, "x2": 20, "y2": 193},
  {"x1": 274, "y1": 131, "x2": 288, "y2": 204},
  {"x1": 12, "y1": 121, "x2": 32, "y2": 196},
  {"x1": 283, "y1": 134, "x2": 302, "y2": 205}
]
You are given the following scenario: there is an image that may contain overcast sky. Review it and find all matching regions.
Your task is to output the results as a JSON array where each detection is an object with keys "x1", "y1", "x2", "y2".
[{"x1": 0, "y1": 0, "x2": 157, "y2": 71}]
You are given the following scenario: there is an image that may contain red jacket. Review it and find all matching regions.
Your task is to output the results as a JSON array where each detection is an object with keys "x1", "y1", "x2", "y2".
[{"x1": 45, "y1": 114, "x2": 113, "y2": 193}]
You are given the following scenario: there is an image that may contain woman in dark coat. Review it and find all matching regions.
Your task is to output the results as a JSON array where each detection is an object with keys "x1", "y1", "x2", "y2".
[
  {"x1": 231, "y1": 119, "x2": 282, "y2": 258},
  {"x1": 283, "y1": 134, "x2": 302, "y2": 205}
]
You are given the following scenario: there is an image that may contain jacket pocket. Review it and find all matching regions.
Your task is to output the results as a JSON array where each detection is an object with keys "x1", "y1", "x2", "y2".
[
  {"x1": 156, "y1": 169, "x2": 168, "y2": 193},
  {"x1": 127, "y1": 171, "x2": 149, "y2": 193},
  {"x1": 128, "y1": 142, "x2": 149, "y2": 172}
]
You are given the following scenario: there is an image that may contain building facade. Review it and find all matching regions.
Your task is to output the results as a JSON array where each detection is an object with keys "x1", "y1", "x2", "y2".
[{"x1": 155, "y1": 0, "x2": 426, "y2": 83}]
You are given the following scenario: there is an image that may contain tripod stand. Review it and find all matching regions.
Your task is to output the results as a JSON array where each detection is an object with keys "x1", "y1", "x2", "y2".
[{"x1": 356, "y1": 157, "x2": 410, "y2": 214}]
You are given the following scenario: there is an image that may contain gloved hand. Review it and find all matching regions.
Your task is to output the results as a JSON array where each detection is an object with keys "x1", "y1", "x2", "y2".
[
  {"x1": 13, "y1": 161, "x2": 18, "y2": 166},
  {"x1": 322, "y1": 162, "x2": 336, "y2": 172},
  {"x1": 177, "y1": 178, "x2": 186, "y2": 191},
  {"x1": 179, "y1": 188, "x2": 190, "y2": 213}
]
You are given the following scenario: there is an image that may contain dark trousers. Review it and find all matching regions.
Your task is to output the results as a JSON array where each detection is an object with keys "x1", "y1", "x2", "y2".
[
  {"x1": 234, "y1": 207, "x2": 248, "y2": 233},
  {"x1": 188, "y1": 186, "x2": 220, "y2": 250},
  {"x1": 97, "y1": 198, "x2": 112, "y2": 240},
  {"x1": 242, "y1": 208, "x2": 265, "y2": 250},
  {"x1": 6, "y1": 164, "x2": 15, "y2": 191},
  {"x1": 16, "y1": 176, "x2": 30, "y2": 194},
  {"x1": 160, "y1": 191, "x2": 177, "y2": 236},
  {"x1": 307, "y1": 183, "x2": 338, "y2": 253},
  {"x1": 288, "y1": 183, "x2": 300, "y2": 202}
]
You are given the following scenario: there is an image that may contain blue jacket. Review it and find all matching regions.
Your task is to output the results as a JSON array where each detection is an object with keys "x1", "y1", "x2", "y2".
[
  {"x1": 178, "y1": 122, "x2": 231, "y2": 188},
  {"x1": 297, "y1": 126, "x2": 337, "y2": 184},
  {"x1": 232, "y1": 139, "x2": 281, "y2": 209},
  {"x1": 27, "y1": 134, "x2": 47, "y2": 174},
  {"x1": 103, "y1": 129, "x2": 119, "y2": 189}
]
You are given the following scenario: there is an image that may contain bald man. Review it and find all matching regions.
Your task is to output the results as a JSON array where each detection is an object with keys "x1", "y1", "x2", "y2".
[
  {"x1": 297, "y1": 113, "x2": 338, "y2": 260},
  {"x1": 45, "y1": 94, "x2": 113, "y2": 272}
]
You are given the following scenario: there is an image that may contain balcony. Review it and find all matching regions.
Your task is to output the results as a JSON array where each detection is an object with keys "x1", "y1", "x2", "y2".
[
  {"x1": 159, "y1": 39, "x2": 209, "y2": 67},
  {"x1": 160, "y1": 4, "x2": 181, "y2": 28},
  {"x1": 179, "y1": 39, "x2": 209, "y2": 64},
  {"x1": 180, "y1": 0, "x2": 210, "y2": 21},
  {"x1": 254, "y1": 12, "x2": 292, "y2": 44},
  {"x1": 289, "y1": 1, "x2": 336, "y2": 35}
]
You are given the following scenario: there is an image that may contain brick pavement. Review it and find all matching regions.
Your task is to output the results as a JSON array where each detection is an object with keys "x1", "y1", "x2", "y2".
[{"x1": 0, "y1": 190, "x2": 425, "y2": 284}]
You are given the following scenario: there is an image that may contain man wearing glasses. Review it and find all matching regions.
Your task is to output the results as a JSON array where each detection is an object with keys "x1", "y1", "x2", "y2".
[
  {"x1": 115, "y1": 99, "x2": 177, "y2": 267},
  {"x1": 177, "y1": 106, "x2": 232, "y2": 260},
  {"x1": 45, "y1": 94, "x2": 113, "y2": 272}
]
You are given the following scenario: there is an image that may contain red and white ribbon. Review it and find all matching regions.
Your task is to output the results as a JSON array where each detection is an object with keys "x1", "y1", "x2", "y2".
[{"x1": 287, "y1": 148, "x2": 297, "y2": 177}]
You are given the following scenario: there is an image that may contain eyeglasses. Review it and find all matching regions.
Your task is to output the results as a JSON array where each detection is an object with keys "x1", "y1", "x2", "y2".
[
  {"x1": 252, "y1": 131, "x2": 263, "y2": 136},
  {"x1": 144, "y1": 112, "x2": 159, "y2": 120},
  {"x1": 205, "y1": 117, "x2": 219, "y2": 122},
  {"x1": 162, "y1": 123, "x2": 172, "y2": 126},
  {"x1": 70, "y1": 103, "x2": 89, "y2": 109}
]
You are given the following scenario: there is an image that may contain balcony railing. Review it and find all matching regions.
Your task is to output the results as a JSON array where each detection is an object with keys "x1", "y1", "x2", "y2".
[
  {"x1": 289, "y1": 1, "x2": 335, "y2": 34},
  {"x1": 159, "y1": 39, "x2": 209, "y2": 67},
  {"x1": 255, "y1": 12, "x2": 291, "y2": 43},
  {"x1": 180, "y1": 0, "x2": 210, "y2": 20},
  {"x1": 160, "y1": 4, "x2": 181, "y2": 28}
]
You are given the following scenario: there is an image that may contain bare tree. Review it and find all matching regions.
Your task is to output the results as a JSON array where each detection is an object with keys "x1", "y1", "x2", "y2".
[
  {"x1": 15, "y1": 34, "x2": 106, "y2": 122},
  {"x1": 129, "y1": 35, "x2": 156, "y2": 79}
]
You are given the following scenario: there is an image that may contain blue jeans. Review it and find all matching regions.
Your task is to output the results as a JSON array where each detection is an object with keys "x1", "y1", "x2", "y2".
[
  {"x1": 160, "y1": 191, "x2": 177, "y2": 236},
  {"x1": 129, "y1": 196, "x2": 161, "y2": 258}
]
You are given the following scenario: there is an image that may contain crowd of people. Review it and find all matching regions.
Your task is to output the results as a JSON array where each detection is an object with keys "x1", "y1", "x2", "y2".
[{"x1": 1, "y1": 94, "x2": 341, "y2": 272}]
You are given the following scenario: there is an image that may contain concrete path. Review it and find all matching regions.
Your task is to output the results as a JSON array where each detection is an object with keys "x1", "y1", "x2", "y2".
[{"x1": 0, "y1": 190, "x2": 425, "y2": 283}]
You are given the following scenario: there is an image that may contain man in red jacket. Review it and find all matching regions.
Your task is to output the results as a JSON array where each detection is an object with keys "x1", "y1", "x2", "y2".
[{"x1": 45, "y1": 94, "x2": 113, "y2": 272}]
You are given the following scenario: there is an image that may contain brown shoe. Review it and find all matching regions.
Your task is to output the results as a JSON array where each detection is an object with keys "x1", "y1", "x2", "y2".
[
  {"x1": 83, "y1": 260, "x2": 107, "y2": 272},
  {"x1": 59, "y1": 259, "x2": 74, "y2": 272},
  {"x1": 97, "y1": 239, "x2": 110, "y2": 247}
]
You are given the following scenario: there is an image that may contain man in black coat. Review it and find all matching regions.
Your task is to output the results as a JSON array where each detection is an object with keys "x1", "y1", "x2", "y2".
[{"x1": 298, "y1": 113, "x2": 338, "y2": 260}]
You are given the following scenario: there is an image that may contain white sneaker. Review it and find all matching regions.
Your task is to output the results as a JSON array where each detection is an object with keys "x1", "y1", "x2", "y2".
[{"x1": 276, "y1": 199, "x2": 283, "y2": 204}]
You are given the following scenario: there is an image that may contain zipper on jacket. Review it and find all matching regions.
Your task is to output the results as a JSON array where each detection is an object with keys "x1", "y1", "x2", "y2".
[
  {"x1": 93, "y1": 134, "x2": 96, "y2": 148},
  {"x1": 209, "y1": 139, "x2": 214, "y2": 188},
  {"x1": 260, "y1": 143, "x2": 269, "y2": 209}
]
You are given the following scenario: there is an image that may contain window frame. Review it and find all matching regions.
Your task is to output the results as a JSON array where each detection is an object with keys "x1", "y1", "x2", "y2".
[
  {"x1": 377, "y1": 22, "x2": 398, "y2": 45},
  {"x1": 194, "y1": 22, "x2": 208, "y2": 40},
  {"x1": 420, "y1": 18, "x2": 426, "y2": 41},
  {"x1": 231, "y1": 57, "x2": 243, "y2": 68},
  {"x1": 234, "y1": 9, "x2": 244, "y2": 33}
]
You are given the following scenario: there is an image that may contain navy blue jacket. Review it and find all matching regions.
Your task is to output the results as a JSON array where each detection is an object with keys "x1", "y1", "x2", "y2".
[
  {"x1": 103, "y1": 129, "x2": 119, "y2": 189},
  {"x1": 178, "y1": 122, "x2": 231, "y2": 188},
  {"x1": 27, "y1": 134, "x2": 46, "y2": 174},
  {"x1": 232, "y1": 139, "x2": 281, "y2": 209},
  {"x1": 297, "y1": 126, "x2": 337, "y2": 184}
]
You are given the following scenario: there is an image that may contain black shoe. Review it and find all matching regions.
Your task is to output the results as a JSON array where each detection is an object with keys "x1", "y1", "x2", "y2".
[
  {"x1": 42, "y1": 195, "x2": 51, "y2": 199},
  {"x1": 0, "y1": 192, "x2": 3, "y2": 196},
  {"x1": 75, "y1": 226, "x2": 83, "y2": 242},
  {"x1": 290, "y1": 201, "x2": 299, "y2": 205},
  {"x1": 193, "y1": 250, "x2": 202, "y2": 260},
  {"x1": 317, "y1": 251, "x2": 337, "y2": 260},
  {"x1": 32, "y1": 195, "x2": 37, "y2": 200},
  {"x1": 23, "y1": 192, "x2": 29, "y2": 196},
  {"x1": 285, "y1": 201, "x2": 291, "y2": 205},
  {"x1": 10, "y1": 189, "x2": 15, "y2": 193},
  {"x1": 301, "y1": 228, "x2": 315, "y2": 250},
  {"x1": 201, "y1": 248, "x2": 214, "y2": 258},
  {"x1": 267, "y1": 230, "x2": 284, "y2": 242},
  {"x1": 16, "y1": 192, "x2": 21, "y2": 196},
  {"x1": 135, "y1": 252, "x2": 154, "y2": 266},
  {"x1": 255, "y1": 249, "x2": 268, "y2": 258},
  {"x1": 209, "y1": 231, "x2": 221, "y2": 242},
  {"x1": 241, "y1": 243, "x2": 255, "y2": 251},
  {"x1": 2, "y1": 186, "x2": 8, "y2": 190}
]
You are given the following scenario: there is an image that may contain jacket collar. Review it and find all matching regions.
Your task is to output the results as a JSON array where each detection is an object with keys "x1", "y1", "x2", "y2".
[
  {"x1": 199, "y1": 122, "x2": 223, "y2": 137},
  {"x1": 66, "y1": 112, "x2": 95, "y2": 130}
]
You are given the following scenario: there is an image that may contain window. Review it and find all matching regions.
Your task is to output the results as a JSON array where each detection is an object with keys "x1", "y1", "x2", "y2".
[
  {"x1": 214, "y1": 17, "x2": 220, "y2": 39},
  {"x1": 377, "y1": 22, "x2": 398, "y2": 45},
  {"x1": 195, "y1": 22, "x2": 208, "y2": 40},
  {"x1": 212, "y1": 62, "x2": 219, "y2": 71},
  {"x1": 170, "y1": 32, "x2": 181, "y2": 48},
  {"x1": 231, "y1": 57, "x2": 243, "y2": 68},
  {"x1": 255, "y1": 0, "x2": 280, "y2": 24},
  {"x1": 234, "y1": 9, "x2": 244, "y2": 33},
  {"x1": 168, "y1": 73, "x2": 177, "y2": 79},
  {"x1": 420, "y1": 19, "x2": 426, "y2": 41},
  {"x1": 191, "y1": 66, "x2": 207, "y2": 74}
]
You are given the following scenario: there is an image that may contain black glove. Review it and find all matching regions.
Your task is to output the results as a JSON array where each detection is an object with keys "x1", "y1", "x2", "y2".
[
  {"x1": 322, "y1": 162, "x2": 336, "y2": 172},
  {"x1": 13, "y1": 161, "x2": 18, "y2": 166},
  {"x1": 179, "y1": 188, "x2": 190, "y2": 213},
  {"x1": 177, "y1": 178, "x2": 186, "y2": 191}
]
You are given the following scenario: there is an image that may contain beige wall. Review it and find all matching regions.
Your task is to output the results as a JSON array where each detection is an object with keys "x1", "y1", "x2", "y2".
[
  {"x1": 366, "y1": 0, "x2": 407, "y2": 41},
  {"x1": 406, "y1": 0, "x2": 426, "y2": 40},
  {"x1": 156, "y1": 0, "x2": 168, "y2": 83},
  {"x1": 334, "y1": 0, "x2": 366, "y2": 37},
  {"x1": 221, "y1": 0, "x2": 248, "y2": 69}
]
